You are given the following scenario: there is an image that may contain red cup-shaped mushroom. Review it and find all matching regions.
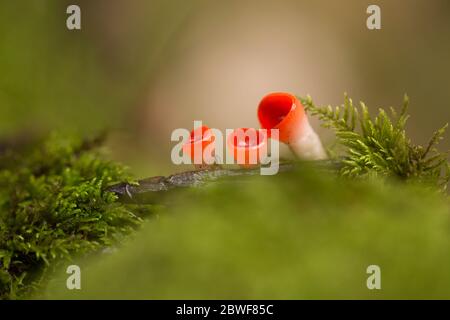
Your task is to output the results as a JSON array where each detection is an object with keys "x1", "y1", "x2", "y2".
[
  {"x1": 227, "y1": 128, "x2": 268, "y2": 167},
  {"x1": 258, "y1": 92, "x2": 327, "y2": 160},
  {"x1": 182, "y1": 125, "x2": 216, "y2": 167}
]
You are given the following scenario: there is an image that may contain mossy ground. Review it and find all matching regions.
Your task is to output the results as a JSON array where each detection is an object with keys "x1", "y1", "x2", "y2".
[
  {"x1": 0, "y1": 134, "x2": 152, "y2": 299},
  {"x1": 42, "y1": 165, "x2": 450, "y2": 299},
  {"x1": 2, "y1": 93, "x2": 449, "y2": 299}
]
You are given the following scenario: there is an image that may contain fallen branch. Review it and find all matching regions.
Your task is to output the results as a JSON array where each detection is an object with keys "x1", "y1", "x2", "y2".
[{"x1": 107, "y1": 160, "x2": 341, "y2": 204}]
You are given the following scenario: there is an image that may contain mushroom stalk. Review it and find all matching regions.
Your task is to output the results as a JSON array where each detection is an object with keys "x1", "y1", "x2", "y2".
[
  {"x1": 257, "y1": 92, "x2": 327, "y2": 160},
  {"x1": 288, "y1": 117, "x2": 327, "y2": 160}
]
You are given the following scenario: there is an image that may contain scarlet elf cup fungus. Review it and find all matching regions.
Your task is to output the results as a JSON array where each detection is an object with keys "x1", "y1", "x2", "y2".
[
  {"x1": 227, "y1": 128, "x2": 268, "y2": 167},
  {"x1": 257, "y1": 92, "x2": 327, "y2": 160},
  {"x1": 182, "y1": 125, "x2": 216, "y2": 169}
]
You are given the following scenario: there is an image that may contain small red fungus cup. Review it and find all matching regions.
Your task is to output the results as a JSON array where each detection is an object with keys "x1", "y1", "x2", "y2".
[
  {"x1": 182, "y1": 125, "x2": 216, "y2": 165},
  {"x1": 227, "y1": 128, "x2": 268, "y2": 167},
  {"x1": 257, "y1": 92, "x2": 327, "y2": 160},
  {"x1": 258, "y1": 92, "x2": 306, "y2": 143}
]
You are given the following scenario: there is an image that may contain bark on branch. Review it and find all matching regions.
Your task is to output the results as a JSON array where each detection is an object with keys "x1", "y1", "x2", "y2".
[{"x1": 107, "y1": 160, "x2": 341, "y2": 204}]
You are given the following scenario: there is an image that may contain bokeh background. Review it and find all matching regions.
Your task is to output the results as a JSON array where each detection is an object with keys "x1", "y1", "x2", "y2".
[
  {"x1": 1, "y1": 0, "x2": 449, "y2": 178},
  {"x1": 2, "y1": 0, "x2": 450, "y2": 300}
]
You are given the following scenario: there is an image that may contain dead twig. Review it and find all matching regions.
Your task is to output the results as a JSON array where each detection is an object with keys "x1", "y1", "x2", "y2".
[{"x1": 107, "y1": 160, "x2": 341, "y2": 204}]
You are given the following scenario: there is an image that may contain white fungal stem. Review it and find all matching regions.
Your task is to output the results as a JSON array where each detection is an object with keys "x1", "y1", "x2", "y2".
[{"x1": 289, "y1": 120, "x2": 328, "y2": 160}]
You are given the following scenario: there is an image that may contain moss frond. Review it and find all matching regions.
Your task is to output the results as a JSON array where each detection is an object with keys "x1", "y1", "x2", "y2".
[
  {"x1": 301, "y1": 94, "x2": 449, "y2": 189},
  {"x1": 0, "y1": 133, "x2": 151, "y2": 299}
]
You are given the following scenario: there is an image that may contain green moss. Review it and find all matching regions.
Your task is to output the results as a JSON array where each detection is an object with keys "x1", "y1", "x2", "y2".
[
  {"x1": 302, "y1": 94, "x2": 449, "y2": 190},
  {"x1": 0, "y1": 133, "x2": 150, "y2": 299},
  {"x1": 2, "y1": 95, "x2": 449, "y2": 299},
  {"x1": 42, "y1": 166, "x2": 450, "y2": 299}
]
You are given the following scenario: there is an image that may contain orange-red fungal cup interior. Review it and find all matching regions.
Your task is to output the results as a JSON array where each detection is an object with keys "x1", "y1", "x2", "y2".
[
  {"x1": 257, "y1": 92, "x2": 306, "y2": 143},
  {"x1": 227, "y1": 128, "x2": 268, "y2": 166},
  {"x1": 182, "y1": 125, "x2": 215, "y2": 164}
]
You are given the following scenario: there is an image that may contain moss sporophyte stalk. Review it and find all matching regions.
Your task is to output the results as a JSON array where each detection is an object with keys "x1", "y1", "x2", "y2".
[{"x1": 0, "y1": 93, "x2": 448, "y2": 299}]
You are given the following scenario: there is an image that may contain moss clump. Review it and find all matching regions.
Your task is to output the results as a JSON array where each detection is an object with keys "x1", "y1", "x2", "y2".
[
  {"x1": 42, "y1": 166, "x2": 450, "y2": 299},
  {"x1": 302, "y1": 95, "x2": 449, "y2": 190},
  {"x1": 0, "y1": 133, "x2": 147, "y2": 299}
]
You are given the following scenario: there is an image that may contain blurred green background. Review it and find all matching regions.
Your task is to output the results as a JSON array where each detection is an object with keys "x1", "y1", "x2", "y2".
[
  {"x1": 1, "y1": 0, "x2": 449, "y2": 177},
  {"x1": 1, "y1": 0, "x2": 450, "y2": 299}
]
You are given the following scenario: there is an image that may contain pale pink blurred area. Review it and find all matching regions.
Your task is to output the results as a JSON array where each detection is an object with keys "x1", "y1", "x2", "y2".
[
  {"x1": 1, "y1": 1, "x2": 449, "y2": 178},
  {"x1": 79, "y1": 0, "x2": 450, "y2": 175},
  {"x1": 141, "y1": 0, "x2": 362, "y2": 165}
]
